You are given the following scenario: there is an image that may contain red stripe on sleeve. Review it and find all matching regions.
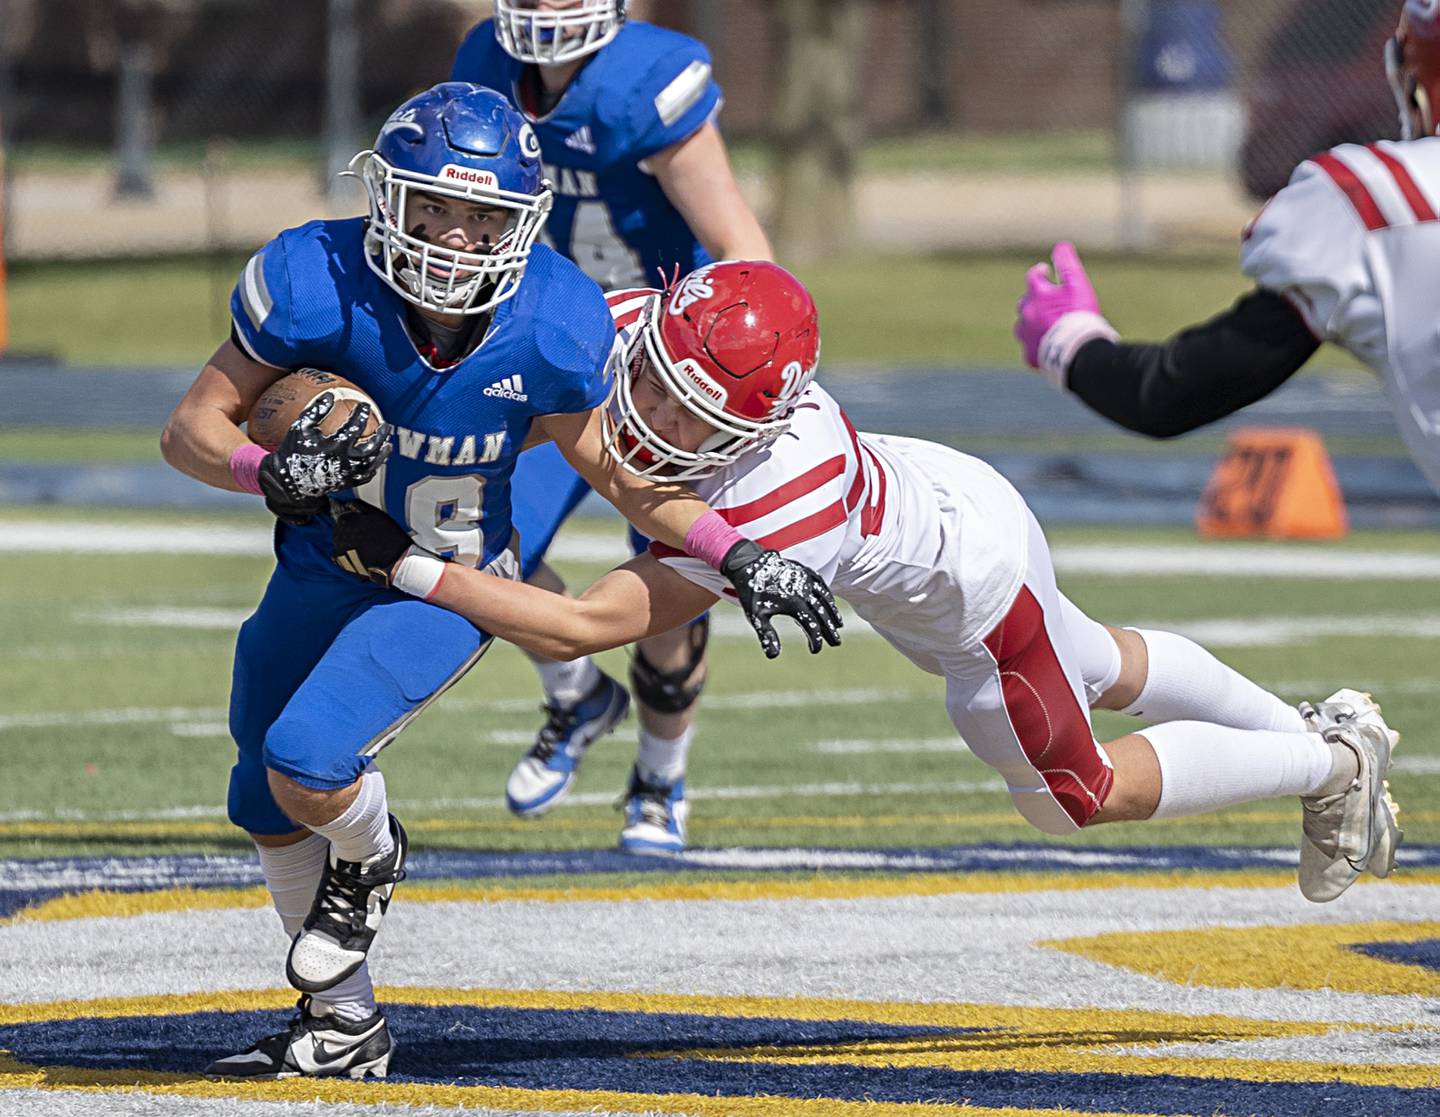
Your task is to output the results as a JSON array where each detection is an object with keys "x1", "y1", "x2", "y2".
[
  {"x1": 840, "y1": 408, "x2": 886, "y2": 538},
  {"x1": 860, "y1": 447, "x2": 887, "y2": 537},
  {"x1": 757, "y1": 500, "x2": 848, "y2": 552},
  {"x1": 841, "y1": 413, "x2": 866, "y2": 512},
  {"x1": 1368, "y1": 144, "x2": 1439, "y2": 223},
  {"x1": 719, "y1": 454, "x2": 846, "y2": 527},
  {"x1": 1312, "y1": 153, "x2": 1388, "y2": 231},
  {"x1": 649, "y1": 542, "x2": 686, "y2": 560}
]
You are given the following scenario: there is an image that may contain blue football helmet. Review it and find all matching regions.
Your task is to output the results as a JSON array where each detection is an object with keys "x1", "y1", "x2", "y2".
[
  {"x1": 494, "y1": 0, "x2": 628, "y2": 65},
  {"x1": 352, "y1": 82, "x2": 553, "y2": 316}
]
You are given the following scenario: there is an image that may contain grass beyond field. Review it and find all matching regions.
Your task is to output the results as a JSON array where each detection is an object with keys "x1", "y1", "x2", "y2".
[
  {"x1": 8, "y1": 249, "x2": 1334, "y2": 368},
  {"x1": 2, "y1": 506, "x2": 1435, "y2": 863}
]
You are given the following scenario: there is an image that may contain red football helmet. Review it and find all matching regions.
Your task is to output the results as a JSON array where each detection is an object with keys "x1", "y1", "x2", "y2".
[
  {"x1": 602, "y1": 260, "x2": 822, "y2": 480},
  {"x1": 1388, "y1": 0, "x2": 1440, "y2": 139}
]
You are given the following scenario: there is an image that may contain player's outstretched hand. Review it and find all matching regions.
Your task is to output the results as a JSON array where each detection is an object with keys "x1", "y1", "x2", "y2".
[
  {"x1": 719, "y1": 540, "x2": 843, "y2": 659},
  {"x1": 1013, "y1": 241, "x2": 1117, "y2": 388},
  {"x1": 331, "y1": 500, "x2": 420, "y2": 588},
  {"x1": 258, "y1": 393, "x2": 394, "y2": 525}
]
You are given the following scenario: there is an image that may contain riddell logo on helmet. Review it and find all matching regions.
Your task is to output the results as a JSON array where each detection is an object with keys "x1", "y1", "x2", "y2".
[
  {"x1": 674, "y1": 358, "x2": 727, "y2": 407},
  {"x1": 439, "y1": 164, "x2": 500, "y2": 189}
]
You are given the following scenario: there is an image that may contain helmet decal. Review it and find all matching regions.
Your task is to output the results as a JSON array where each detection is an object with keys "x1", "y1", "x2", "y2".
[
  {"x1": 518, "y1": 123, "x2": 542, "y2": 161},
  {"x1": 378, "y1": 110, "x2": 424, "y2": 142}
]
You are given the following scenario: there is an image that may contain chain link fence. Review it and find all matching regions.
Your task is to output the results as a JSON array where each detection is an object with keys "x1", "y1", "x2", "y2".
[{"x1": 0, "y1": 0, "x2": 1406, "y2": 260}]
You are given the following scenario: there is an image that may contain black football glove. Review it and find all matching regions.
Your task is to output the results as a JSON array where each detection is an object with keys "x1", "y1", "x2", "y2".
[
  {"x1": 257, "y1": 393, "x2": 393, "y2": 526},
  {"x1": 720, "y1": 539, "x2": 843, "y2": 659},
  {"x1": 330, "y1": 500, "x2": 422, "y2": 588}
]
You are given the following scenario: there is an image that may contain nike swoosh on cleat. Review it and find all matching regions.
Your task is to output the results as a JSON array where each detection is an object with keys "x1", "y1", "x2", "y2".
[{"x1": 311, "y1": 1022, "x2": 384, "y2": 1065}]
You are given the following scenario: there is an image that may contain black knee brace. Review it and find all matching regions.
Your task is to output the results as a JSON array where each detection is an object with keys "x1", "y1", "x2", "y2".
[{"x1": 630, "y1": 615, "x2": 709, "y2": 714}]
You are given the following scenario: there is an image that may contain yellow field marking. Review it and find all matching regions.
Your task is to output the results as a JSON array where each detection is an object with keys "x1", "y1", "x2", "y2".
[
  {"x1": 1, "y1": 988, "x2": 1435, "y2": 1099},
  {"x1": 9, "y1": 869, "x2": 1440, "y2": 926},
  {"x1": 0, "y1": 1051, "x2": 1155, "y2": 1117},
  {"x1": 1047, "y1": 920, "x2": 1440, "y2": 996}
]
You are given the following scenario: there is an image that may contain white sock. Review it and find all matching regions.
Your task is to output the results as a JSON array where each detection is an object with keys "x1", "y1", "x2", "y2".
[
  {"x1": 1141, "y1": 721, "x2": 1335, "y2": 819},
  {"x1": 309, "y1": 767, "x2": 393, "y2": 866},
  {"x1": 636, "y1": 725, "x2": 693, "y2": 786},
  {"x1": 531, "y1": 654, "x2": 601, "y2": 708},
  {"x1": 313, "y1": 966, "x2": 378, "y2": 1023},
  {"x1": 255, "y1": 833, "x2": 376, "y2": 1021},
  {"x1": 256, "y1": 832, "x2": 329, "y2": 941},
  {"x1": 1124, "y1": 628, "x2": 1306, "y2": 733}
]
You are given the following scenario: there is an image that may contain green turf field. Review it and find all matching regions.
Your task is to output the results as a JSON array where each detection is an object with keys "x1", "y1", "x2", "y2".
[
  {"x1": 8, "y1": 249, "x2": 1362, "y2": 369},
  {"x1": 2, "y1": 507, "x2": 1434, "y2": 863}
]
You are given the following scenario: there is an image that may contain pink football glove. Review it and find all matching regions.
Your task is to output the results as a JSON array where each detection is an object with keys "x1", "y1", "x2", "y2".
[{"x1": 1014, "y1": 241, "x2": 1118, "y2": 388}]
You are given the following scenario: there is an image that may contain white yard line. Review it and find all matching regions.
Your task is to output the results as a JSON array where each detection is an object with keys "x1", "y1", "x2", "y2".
[
  {"x1": 1137, "y1": 613, "x2": 1440, "y2": 646},
  {"x1": 78, "y1": 602, "x2": 1440, "y2": 648},
  {"x1": 815, "y1": 737, "x2": 969, "y2": 755},
  {"x1": 0, "y1": 777, "x2": 1003, "y2": 824},
  {"x1": 76, "y1": 604, "x2": 882, "y2": 639},
  {"x1": 5, "y1": 520, "x2": 1440, "y2": 579},
  {"x1": 0, "y1": 688, "x2": 925, "y2": 737}
]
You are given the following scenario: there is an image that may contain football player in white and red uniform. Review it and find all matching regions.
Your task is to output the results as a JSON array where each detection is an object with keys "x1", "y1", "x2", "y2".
[
  {"x1": 332, "y1": 261, "x2": 1402, "y2": 902},
  {"x1": 1015, "y1": 0, "x2": 1440, "y2": 494}
]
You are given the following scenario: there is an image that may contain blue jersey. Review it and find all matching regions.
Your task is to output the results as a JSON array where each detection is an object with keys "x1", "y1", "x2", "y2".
[
  {"x1": 231, "y1": 217, "x2": 615, "y2": 571},
  {"x1": 451, "y1": 19, "x2": 722, "y2": 292}
]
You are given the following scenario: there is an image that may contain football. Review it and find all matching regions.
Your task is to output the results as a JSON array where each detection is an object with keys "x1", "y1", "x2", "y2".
[{"x1": 246, "y1": 369, "x2": 383, "y2": 451}]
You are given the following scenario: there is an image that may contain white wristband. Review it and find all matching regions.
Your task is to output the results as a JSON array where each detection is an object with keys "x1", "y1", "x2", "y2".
[
  {"x1": 1036, "y1": 311, "x2": 1119, "y2": 390},
  {"x1": 392, "y1": 548, "x2": 447, "y2": 601}
]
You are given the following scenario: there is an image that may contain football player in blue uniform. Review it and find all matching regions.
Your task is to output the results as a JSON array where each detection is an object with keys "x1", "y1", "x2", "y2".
[
  {"x1": 452, "y1": 0, "x2": 773, "y2": 853},
  {"x1": 161, "y1": 82, "x2": 836, "y2": 1080}
]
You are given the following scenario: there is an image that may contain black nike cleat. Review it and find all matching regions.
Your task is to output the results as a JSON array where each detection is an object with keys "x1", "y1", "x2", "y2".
[
  {"x1": 204, "y1": 995, "x2": 392, "y2": 1079},
  {"x1": 287, "y1": 814, "x2": 408, "y2": 993}
]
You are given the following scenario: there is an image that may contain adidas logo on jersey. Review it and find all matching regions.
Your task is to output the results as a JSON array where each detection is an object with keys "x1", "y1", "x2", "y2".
[
  {"x1": 564, "y1": 126, "x2": 596, "y2": 155},
  {"x1": 484, "y1": 375, "x2": 528, "y2": 402}
]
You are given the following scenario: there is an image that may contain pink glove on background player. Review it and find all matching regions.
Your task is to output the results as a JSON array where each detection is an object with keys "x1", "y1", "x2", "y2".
[{"x1": 1014, "y1": 241, "x2": 1119, "y2": 389}]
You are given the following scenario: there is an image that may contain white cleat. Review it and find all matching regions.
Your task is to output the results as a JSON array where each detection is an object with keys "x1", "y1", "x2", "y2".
[
  {"x1": 1297, "y1": 689, "x2": 1403, "y2": 903},
  {"x1": 287, "y1": 815, "x2": 408, "y2": 993}
]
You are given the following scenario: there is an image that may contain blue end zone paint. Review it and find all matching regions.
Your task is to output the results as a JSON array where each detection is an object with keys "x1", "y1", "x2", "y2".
[
  {"x1": 0, "y1": 1004, "x2": 1433, "y2": 1117},
  {"x1": 1350, "y1": 939, "x2": 1440, "y2": 973},
  {"x1": 3, "y1": 844, "x2": 1439, "y2": 919}
]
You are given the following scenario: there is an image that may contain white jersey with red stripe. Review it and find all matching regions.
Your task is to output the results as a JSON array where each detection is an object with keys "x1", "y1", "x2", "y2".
[
  {"x1": 605, "y1": 286, "x2": 657, "y2": 342},
  {"x1": 1240, "y1": 137, "x2": 1440, "y2": 493},
  {"x1": 649, "y1": 382, "x2": 1031, "y2": 669}
]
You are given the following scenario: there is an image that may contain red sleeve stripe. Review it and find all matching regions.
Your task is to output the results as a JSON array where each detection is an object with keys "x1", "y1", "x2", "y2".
[
  {"x1": 859, "y1": 446, "x2": 887, "y2": 537},
  {"x1": 757, "y1": 499, "x2": 848, "y2": 552},
  {"x1": 1367, "y1": 144, "x2": 1439, "y2": 223},
  {"x1": 717, "y1": 454, "x2": 846, "y2": 527},
  {"x1": 649, "y1": 541, "x2": 685, "y2": 559},
  {"x1": 1312, "y1": 153, "x2": 1388, "y2": 231},
  {"x1": 841, "y1": 413, "x2": 867, "y2": 512},
  {"x1": 839, "y1": 407, "x2": 887, "y2": 537}
]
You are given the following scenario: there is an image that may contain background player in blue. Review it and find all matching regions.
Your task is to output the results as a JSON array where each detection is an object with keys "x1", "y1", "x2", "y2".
[
  {"x1": 160, "y1": 82, "x2": 836, "y2": 1079},
  {"x1": 453, "y1": 0, "x2": 774, "y2": 853}
]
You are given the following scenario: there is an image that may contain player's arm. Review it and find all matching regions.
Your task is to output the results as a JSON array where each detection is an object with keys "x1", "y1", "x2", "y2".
[
  {"x1": 650, "y1": 122, "x2": 772, "y2": 261},
  {"x1": 441, "y1": 551, "x2": 714, "y2": 661},
  {"x1": 161, "y1": 338, "x2": 287, "y2": 491},
  {"x1": 1064, "y1": 290, "x2": 1319, "y2": 438},
  {"x1": 162, "y1": 339, "x2": 391, "y2": 522},
  {"x1": 535, "y1": 406, "x2": 714, "y2": 548},
  {"x1": 435, "y1": 553, "x2": 717, "y2": 660},
  {"x1": 1014, "y1": 242, "x2": 1319, "y2": 439},
  {"x1": 331, "y1": 501, "x2": 841, "y2": 660}
]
